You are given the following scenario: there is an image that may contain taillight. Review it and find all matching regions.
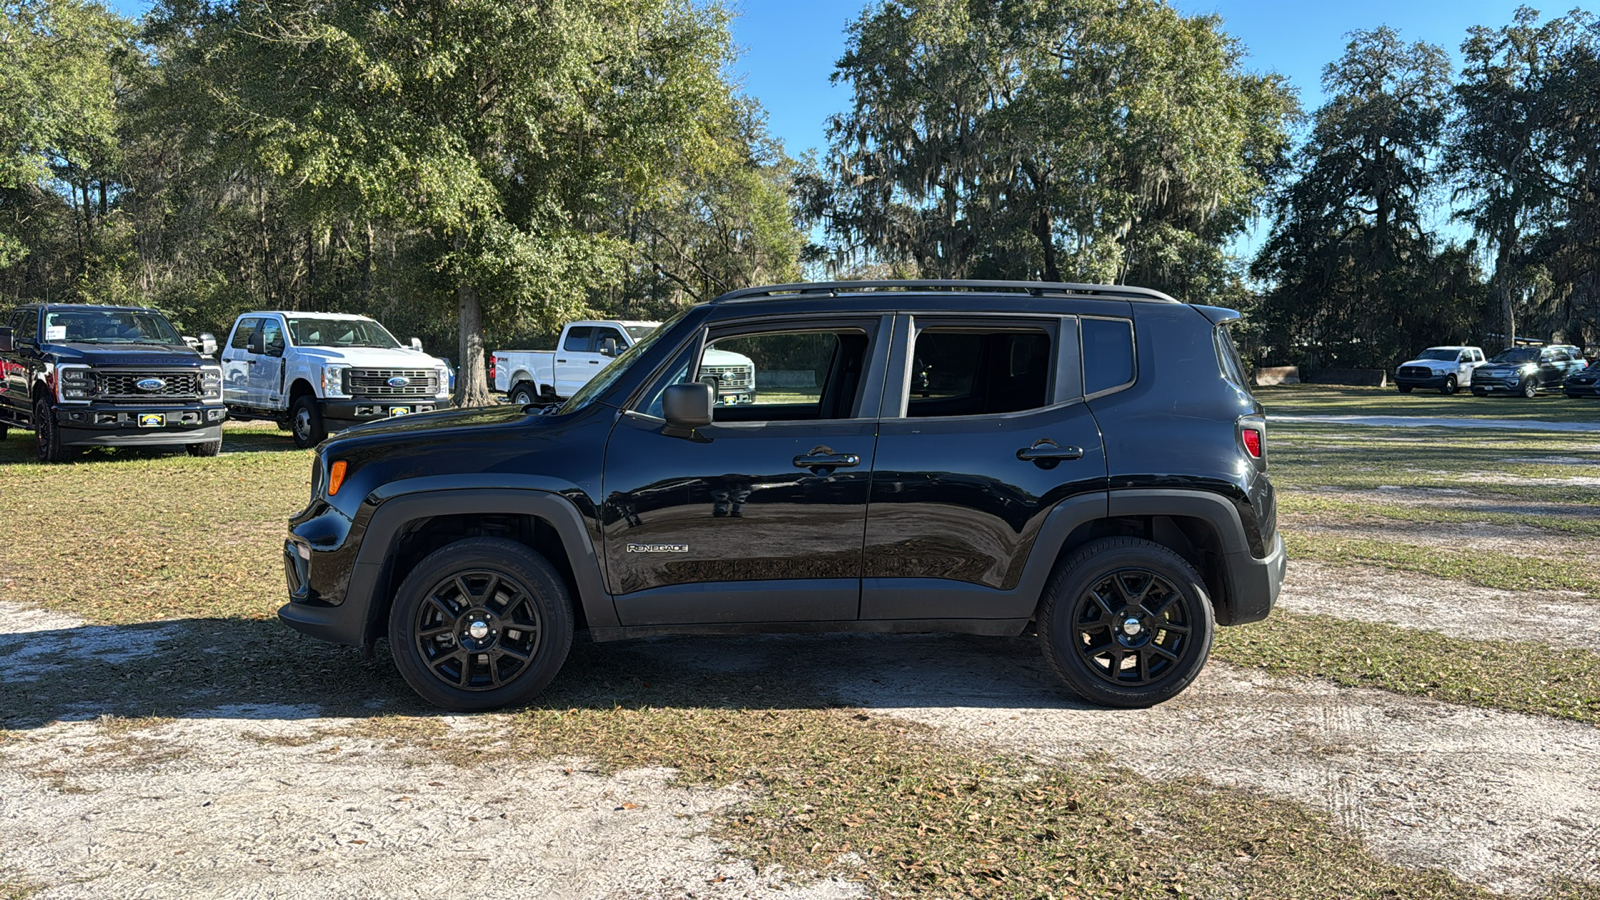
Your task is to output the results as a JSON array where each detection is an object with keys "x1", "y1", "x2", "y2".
[
  {"x1": 1242, "y1": 427, "x2": 1262, "y2": 459},
  {"x1": 488, "y1": 355, "x2": 497, "y2": 381}
]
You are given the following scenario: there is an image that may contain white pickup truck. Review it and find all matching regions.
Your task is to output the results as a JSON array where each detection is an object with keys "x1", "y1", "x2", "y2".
[
  {"x1": 221, "y1": 311, "x2": 452, "y2": 448},
  {"x1": 492, "y1": 319, "x2": 756, "y2": 406}
]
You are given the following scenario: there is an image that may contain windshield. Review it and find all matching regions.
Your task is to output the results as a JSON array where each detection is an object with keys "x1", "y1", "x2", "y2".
[
  {"x1": 624, "y1": 323, "x2": 659, "y2": 341},
  {"x1": 1416, "y1": 348, "x2": 1460, "y2": 361},
  {"x1": 286, "y1": 316, "x2": 400, "y2": 349},
  {"x1": 1490, "y1": 347, "x2": 1539, "y2": 364},
  {"x1": 43, "y1": 308, "x2": 181, "y2": 345},
  {"x1": 559, "y1": 309, "x2": 688, "y2": 414}
]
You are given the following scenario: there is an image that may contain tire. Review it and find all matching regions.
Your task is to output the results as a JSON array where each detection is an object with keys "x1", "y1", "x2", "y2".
[
  {"x1": 1440, "y1": 375, "x2": 1456, "y2": 395},
  {"x1": 33, "y1": 397, "x2": 71, "y2": 463},
  {"x1": 1037, "y1": 537, "x2": 1215, "y2": 708},
  {"x1": 290, "y1": 395, "x2": 326, "y2": 449},
  {"x1": 187, "y1": 439, "x2": 222, "y2": 457},
  {"x1": 1472, "y1": 387, "x2": 1487, "y2": 397},
  {"x1": 510, "y1": 381, "x2": 537, "y2": 406},
  {"x1": 1521, "y1": 378, "x2": 1539, "y2": 399},
  {"x1": 387, "y1": 537, "x2": 575, "y2": 711},
  {"x1": 1397, "y1": 385, "x2": 1412, "y2": 394},
  {"x1": 0, "y1": 422, "x2": 8, "y2": 441}
]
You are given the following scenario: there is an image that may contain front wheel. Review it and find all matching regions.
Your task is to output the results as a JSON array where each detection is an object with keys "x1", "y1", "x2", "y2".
[
  {"x1": 1440, "y1": 375, "x2": 1457, "y2": 395},
  {"x1": 1397, "y1": 385, "x2": 1413, "y2": 394},
  {"x1": 388, "y1": 537, "x2": 575, "y2": 711},
  {"x1": 1037, "y1": 537, "x2": 1215, "y2": 708},
  {"x1": 187, "y1": 439, "x2": 222, "y2": 457},
  {"x1": 290, "y1": 395, "x2": 326, "y2": 449},
  {"x1": 1521, "y1": 378, "x2": 1539, "y2": 399},
  {"x1": 34, "y1": 397, "x2": 71, "y2": 463},
  {"x1": 1472, "y1": 387, "x2": 1488, "y2": 396}
]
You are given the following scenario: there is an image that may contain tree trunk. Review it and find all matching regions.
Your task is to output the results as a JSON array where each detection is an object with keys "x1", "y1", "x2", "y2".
[{"x1": 454, "y1": 234, "x2": 491, "y2": 408}]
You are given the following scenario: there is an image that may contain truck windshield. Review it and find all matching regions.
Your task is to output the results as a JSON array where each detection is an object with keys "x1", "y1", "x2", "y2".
[
  {"x1": 43, "y1": 309, "x2": 181, "y2": 345},
  {"x1": 559, "y1": 310, "x2": 687, "y2": 414},
  {"x1": 1415, "y1": 348, "x2": 1460, "y2": 361},
  {"x1": 286, "y1": 317, "x2": 400, "y2": 349},
  {"x1": 624, "y1": 324, "x2": 658, "y2": 341}
]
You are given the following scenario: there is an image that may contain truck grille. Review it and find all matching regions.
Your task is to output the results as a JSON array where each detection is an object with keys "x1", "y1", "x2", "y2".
[
  {"x1": 1397, "y1": 366, "x2": 1432, "y2": 379},
  {"x1": 701, "y1": 364, "x2": 753, "y2": 391},
  {"x1": 97, "y1": 370, "x2": 202, "y2": 403},
  {"x1": 346, "y1": 368, "x2": 438, "y2": 397}
]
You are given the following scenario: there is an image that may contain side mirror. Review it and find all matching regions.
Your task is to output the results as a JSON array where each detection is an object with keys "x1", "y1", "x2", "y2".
[
  {"x1": 200, "y1": 333, "x2": 217, "y2": 357},
  {"x1": 410, "y1": 337, "x2": 423, "y2": 352},
  {"x1": 247, "y1": 332, "x2": 264, "y2": 354},
  {"x1": 0, "y1": 327, "x2": 11, "y2": 353},
  {"x1": 598, "y1": 337, "x2": 621, "y2": 357},
  {"x1": 662, "y1": 382, "x2": 713, "y2": 429}
]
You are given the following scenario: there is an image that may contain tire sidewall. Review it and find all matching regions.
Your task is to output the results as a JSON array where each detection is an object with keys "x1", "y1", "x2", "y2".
[
  {"x1": 290, "y1": 396, "x2": 323, "y2": 448},
  {"x1": 388, "y1": 538, "x2": 575, "y2": 711},
  {"x1": 1038, "y1": 537, "x2": 1216, "y2": 708},
  {"x1": 34, "y1": 397, "x2": 68, "y2": 463}
]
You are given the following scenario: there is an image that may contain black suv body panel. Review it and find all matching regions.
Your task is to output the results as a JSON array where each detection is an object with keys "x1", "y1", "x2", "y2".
[{"x1": 279, "y1": 283, "x2": 1282, "y2": 653}]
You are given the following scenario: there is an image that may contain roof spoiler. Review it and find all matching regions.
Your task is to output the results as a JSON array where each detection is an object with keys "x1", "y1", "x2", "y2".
[{"x1": 1193, "y1": 305, "x2": 1241, "y2": 325}]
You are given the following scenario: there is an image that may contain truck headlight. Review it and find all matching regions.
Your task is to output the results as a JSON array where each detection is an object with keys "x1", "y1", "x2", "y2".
[
  {"x1": 57, "y1": 365, "x2": 94, "y2": 402},
  {"x1": 323, "y1": 364, "x2": 350, "y2": 398},
  {"x1": 435, "y1": 365, "x2": 450, "y2": 397},
  {"x1": 201, "y1": 366, "x2": 223, "y2": 403}
]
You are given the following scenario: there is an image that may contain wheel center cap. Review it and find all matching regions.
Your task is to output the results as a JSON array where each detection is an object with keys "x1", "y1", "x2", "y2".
[
  {"x1": 1121, "y1": 617, "x2": 1143, "y2": 637},
  {"x1": 468, "y1": 620, "x2": 490, "y2": 641}
]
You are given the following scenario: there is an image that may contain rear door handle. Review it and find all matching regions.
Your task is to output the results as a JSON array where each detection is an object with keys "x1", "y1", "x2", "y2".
[
  {"x1": 793, "y1": 450, "x2": 861, "y2": 472},
  {"x1": 589, "y1": 360, "x2": 600, "y2": 364},
  {"x1": 1017, "y1": 439, "x2": 1084, "y2": 465}
]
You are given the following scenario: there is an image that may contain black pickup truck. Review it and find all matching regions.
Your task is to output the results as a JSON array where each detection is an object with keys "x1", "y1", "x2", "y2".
[
  {"x1": 279, "y1": 280, "x2": 1286, "y2": 711},
  {"x1": 0, "y1": 304, "x2": 226, "y2": 462}
]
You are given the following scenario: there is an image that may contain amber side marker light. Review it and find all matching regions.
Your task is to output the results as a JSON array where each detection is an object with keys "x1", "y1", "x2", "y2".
[{"x1": 328, "y1": 460, "x2": 348, "y2": 496}]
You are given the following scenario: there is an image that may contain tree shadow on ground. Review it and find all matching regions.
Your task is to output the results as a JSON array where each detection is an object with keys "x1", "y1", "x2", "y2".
[{"x1": 0, "y1": 617, "x2": 1088, "y2": 730}]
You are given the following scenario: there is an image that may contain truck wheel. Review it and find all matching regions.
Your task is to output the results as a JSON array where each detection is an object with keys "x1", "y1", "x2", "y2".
[
  {"x1": 1397, "y1": 385, "x2": 1412, "y2": 394},
  {"x1": 33, "y1": 397, "x2": 72, "y2": 463},
  {"x1": 387, "y1": 537, "x2": 574, "y2": 712},
  {"x1": 1440, "y1": 375, "x2": 1457, "y2": 395},
  {"x1": 187, "y1": 439, "x2": 222, "y2": 457},
  {"x1": 1037, "y1": 537, "x2": 1214, "y2": 708},
  {"x1": 290, "y1": 395, "x2": 326, "y2": 448},
  {"x1": 0, "y1": 423, "x2": 8, "y2": 441},
  {"x1": 510, "y1": 382, "x2": 537, "y2": 406},
  {"x1": 1521, "y1": 378, "x2": 1539, "y2": 399},
  {"x1": 1472, "y1": 387, "x2": 1487, "y2": 396}
]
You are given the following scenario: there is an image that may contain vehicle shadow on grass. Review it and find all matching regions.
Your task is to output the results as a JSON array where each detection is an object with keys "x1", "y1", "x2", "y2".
[{"x1": 0, "y1": 617, "x2": 1087, "y2": 731}]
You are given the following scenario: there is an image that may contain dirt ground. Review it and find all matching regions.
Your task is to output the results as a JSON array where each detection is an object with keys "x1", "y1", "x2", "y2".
[{"x1": 4, "y1": 549, "x2": 1600, "y2": 899}]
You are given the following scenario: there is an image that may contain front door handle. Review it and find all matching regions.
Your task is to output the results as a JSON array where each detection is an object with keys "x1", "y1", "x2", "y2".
[
  {"x1": 590, "y1": 360, "x2": 600, "y2": 364},
  {"x1": 1017, "y1": 439, "x2": 1083, "y2": 468},
  {"x1": 793, "y1": 449, "x2": 860, "y2": 473}
]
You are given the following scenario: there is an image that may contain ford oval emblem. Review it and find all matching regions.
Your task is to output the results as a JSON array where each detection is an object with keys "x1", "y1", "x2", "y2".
[
  {"x1": 135, "y1": 377, "x2": 166, "y2": 392},
  {"x1": 387, "y1": 376, "x2": 410, "y2": 388}
]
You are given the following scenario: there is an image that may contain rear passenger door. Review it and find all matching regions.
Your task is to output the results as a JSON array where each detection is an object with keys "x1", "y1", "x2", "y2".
[
  {"x1": 860, "y1": 312, "x2": 1110, "y2": 623},
  {"x1": 554, "y1": 326, "x2": 595, "y2": 397}
]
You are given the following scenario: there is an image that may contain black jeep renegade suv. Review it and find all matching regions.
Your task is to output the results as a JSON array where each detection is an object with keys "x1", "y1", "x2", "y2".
[{"x1": 279, "y1": 281, "x2": 1285, "y2": 711}]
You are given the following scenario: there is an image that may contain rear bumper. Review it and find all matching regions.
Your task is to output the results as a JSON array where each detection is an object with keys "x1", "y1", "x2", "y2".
[
  {"x1": 1220, "y1": 531, "x2": 1285, "y2": 625},
  {"x1": 55, "y1": 404, "x2": 225, "y2": 447}
]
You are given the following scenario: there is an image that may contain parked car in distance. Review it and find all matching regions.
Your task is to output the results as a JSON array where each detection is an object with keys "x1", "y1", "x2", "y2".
[
  {"x1": 1563, "y1": 360, "x2": 1600, "y2": 398},
  {"x1": 280, "y1": 279, "x2": 1285, "y2": 713},
  {"x1": 1394, "y1": 345, "x2": 1484, "y2": 395},
  {"x1": 0, "y1": 303, "x2": 224, "y2": 462},
  {"x1": 1470, "y1": 344, "x2": 1586, "y2": 398},
  {"x1": 493, "y1": 320, "x2": 756, "y2": 407},
  {"x1": 220, "y1": 311, "x2": 452, "y2": 448}
]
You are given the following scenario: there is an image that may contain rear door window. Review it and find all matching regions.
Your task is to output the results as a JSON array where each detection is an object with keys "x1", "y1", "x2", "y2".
[{"x1": 905, "y1": 327, "x2": 1054, "y2": 418}]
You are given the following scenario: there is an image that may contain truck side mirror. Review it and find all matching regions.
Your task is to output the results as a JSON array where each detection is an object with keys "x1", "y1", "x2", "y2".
[
  {"x1": 0, "y1": 327, "x2": 11, "y2": 353},
  {"x1": 662, "y1": 382, "x2": 713, "y2": 430},
  {"x1": 200, "y1": 333, "x2": 217, "y2": 356},
  {"x1": 598, "y1": 336, "x2": 620, "y2": 357},
  {"x1": 248, "y1": 331, "x2": 264, "y2": 354},
  {"x1": 410, "y1": 337, "x2": 423, "y2": 352}
]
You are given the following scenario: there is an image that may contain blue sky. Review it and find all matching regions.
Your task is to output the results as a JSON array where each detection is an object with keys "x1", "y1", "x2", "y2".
[{"x1": 106, "y1": 0, "x2": 1546, "y2": 159}]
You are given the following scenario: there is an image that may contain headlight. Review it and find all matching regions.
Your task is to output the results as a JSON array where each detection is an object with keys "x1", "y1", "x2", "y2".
[
  {"x1": 57, "y1": 365, "x2": 94, "y2": 402},
  {"x1": 322, "y1": 364, "x2": 350, "y2": 398},
  {"x1": 435, "y1": 366, "x2": 450, "y2": 396},
  {"x1": 201, "y1": 366, "x2": 223, "y2": 403}
]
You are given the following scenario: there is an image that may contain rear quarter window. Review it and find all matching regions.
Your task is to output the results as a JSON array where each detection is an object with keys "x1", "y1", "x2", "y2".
[
  {"x1": 1214, "y1": 324, "x2": 1249, "y2": 389},
  {"x1": 1082, "y1": 317, "x2": 1134, "y2": 395}
]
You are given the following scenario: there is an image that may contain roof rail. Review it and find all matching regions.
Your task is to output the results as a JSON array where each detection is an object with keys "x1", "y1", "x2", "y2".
[{"x1": 709, "y1": 279, "x2": 1179, "y2": 305}]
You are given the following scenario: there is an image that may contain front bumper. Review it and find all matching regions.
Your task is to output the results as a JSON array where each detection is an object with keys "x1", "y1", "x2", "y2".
[
  {"x1": 1394, "y1": 371, "x2": 1452, "y2": 389},
  {"x1": 321, "y1": 397, "x2": 448, "y2": 423},
  {"x1": 1565, "y1": 382, "x2": 1600, "y2": 397},
  {"x1": 55, "y1": 404, "x2": 225, "y2": 447}
]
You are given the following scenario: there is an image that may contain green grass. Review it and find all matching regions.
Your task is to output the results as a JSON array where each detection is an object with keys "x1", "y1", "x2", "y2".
[
  {"x1": 1258, "y1": 382, "x2": 1600, "y2": 423},
  {"x1": 1281, "y1": 493, "x2": 1600, "y2": 537},
  {"x1": 1282, "y1": 531, "x2": 1600, "y2": 597},
  {"x1": 1215, "y1": 611, "x2": 1600, "y2": 726}
]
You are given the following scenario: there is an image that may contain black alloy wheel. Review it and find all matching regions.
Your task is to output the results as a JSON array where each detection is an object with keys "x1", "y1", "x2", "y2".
[
  {"x1": 1038, "y1": 538, "x2": 1214, "y2": 708},
  {"x1": 1441, "y1": 375, "x2": 1457, "y2": 395},
  {"x1": 34, "y1": 397, "x2": 71, "y2": 463},
  {"x1": 388, "y1": 537, "x2": 574, "y2": 711},
  {"x1": 290, "y1": 395, "x2": 326, "y2": 449}
]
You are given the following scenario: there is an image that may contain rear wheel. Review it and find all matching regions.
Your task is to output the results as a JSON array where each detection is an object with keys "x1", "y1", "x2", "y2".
[
  {"x1": 510, "y1": 381, "x2": 537, "y2": 406},
  {"x1": 33, "y1": 397, "x2": 71, "y2": 463},
  {"x1": 1440, "y1": 375, "x2": 1457, "y2": 395},
  {"x1": 1037, "y1": 537, "x2": 1215, "y2": 708},
  {"x1": 290, "y1": 395, "x2": 326, "y2": 448},
  {"x1": 388, "y1": 537, "x2": 575, "y2": 711}
]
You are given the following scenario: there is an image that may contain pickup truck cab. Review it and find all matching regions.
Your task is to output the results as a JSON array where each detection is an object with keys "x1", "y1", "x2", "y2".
[
  {"x1": 1394, "y1": 345, "x2": 1484, "y2": 394},
  {"x1": 0, "y1": 303, "x2": 225, "y2": 462},
  {"x1": 494, "y1": 319, "x2": 755, "y2": 406},
  {"x1": 221, "y1": 311, "x2": 451, "y2": 448}
]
